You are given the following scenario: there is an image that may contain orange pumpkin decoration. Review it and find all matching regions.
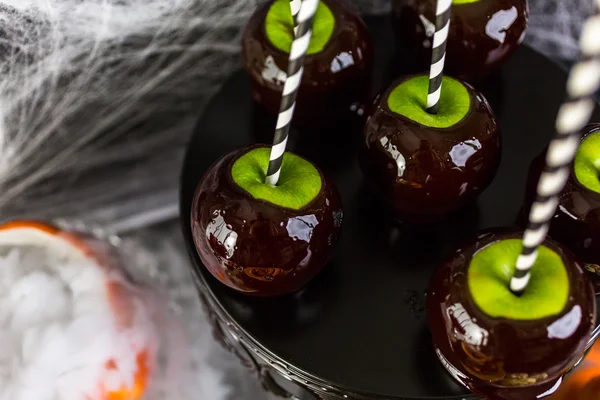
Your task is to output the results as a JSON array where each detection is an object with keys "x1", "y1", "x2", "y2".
[
  {"x1": 103, "y1": 351, "x2": 151, "y2": 400},
  {"x1": 0, "y1": 220, "x2": 155, "y2": 400}
]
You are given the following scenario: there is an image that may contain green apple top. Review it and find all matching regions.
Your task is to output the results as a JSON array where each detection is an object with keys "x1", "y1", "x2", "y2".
[
  {"x1": 452, "y1": 0, "x2": 480, "y2": 4},
  {"x1": 265, "y1": 0, "x2": 335, "y2": 55},
  {"x1": 574, "y1": 128, "x2": 600, "y2": 194},
  {"x1": 387, "y1": 75, "x2": 471, "y2": 129},
  {"x1": 231, "y1": 147, "x2": 323, "y2": 210},
  {"x1": 468, "y1": 239, "x2": 570, "y2": 320}
]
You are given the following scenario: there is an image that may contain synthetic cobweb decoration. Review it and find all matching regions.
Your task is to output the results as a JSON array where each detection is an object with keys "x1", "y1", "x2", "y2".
[
  {"x1": 0, "y1": 0, "x2": 256, "y2": 225},
  {"x1": 527, "y1": 0, "x2": 597, "y2": 60}
]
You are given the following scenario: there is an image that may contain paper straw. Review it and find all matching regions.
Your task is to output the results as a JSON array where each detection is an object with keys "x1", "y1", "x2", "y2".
[
  {"x1": 426, "y1": 0, "x2": 452, "y2": 114},
  {"x1": 290, "y1": 0, "x2": 301, "y2": 35},
  {"x1": 265, "y1": 0, "x2": 319, "y2": 186},
  {"x1": 510, "y1": 5, "x2": 600, "y2": 295}
]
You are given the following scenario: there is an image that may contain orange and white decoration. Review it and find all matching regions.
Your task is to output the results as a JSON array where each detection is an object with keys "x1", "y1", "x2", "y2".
[{"x1": 0, "y1": 220, "x2": 159, "y2": 400}]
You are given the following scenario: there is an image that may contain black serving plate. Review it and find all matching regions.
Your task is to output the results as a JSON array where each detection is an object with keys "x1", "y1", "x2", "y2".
[{"x1": 180, "y1": 15, "x2": 600, "y2": 400}]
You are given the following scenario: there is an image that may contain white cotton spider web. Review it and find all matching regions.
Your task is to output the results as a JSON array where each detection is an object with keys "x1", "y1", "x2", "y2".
[
  {"x1": 526, "y1": 0, "x2": 596, "y2": 60},
  {"x1": 0, "y1": 0, "x2": 259, "y2": 229},
  {"x1": 0, "y1": 0, "x2": 595, "y2": 233}
]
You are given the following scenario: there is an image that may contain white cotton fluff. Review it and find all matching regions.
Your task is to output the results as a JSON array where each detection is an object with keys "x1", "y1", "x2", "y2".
[{"x1": 0, "y1": 243, "x2": 158, "y2": 400}]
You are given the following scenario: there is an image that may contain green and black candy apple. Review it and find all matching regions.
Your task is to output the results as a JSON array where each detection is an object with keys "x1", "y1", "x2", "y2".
[
  {"x1": 428, "y1": 229, "x2": 596, "y2": 400},
  {"x1": 391, "y1": 0, "x2": 528, "y2": 81},
  {"x1": 358, "y1": 74, "x2": 501, "y2": 222},
  {"x1": 521, "y1": 124, "x2": 600, "y2": 293},
  {"x1": 191, "y1": 144, "x2": 343, "y2": 297},
  {"x1": 242, "y1": 0, "x2": 373, "y2": 126}
]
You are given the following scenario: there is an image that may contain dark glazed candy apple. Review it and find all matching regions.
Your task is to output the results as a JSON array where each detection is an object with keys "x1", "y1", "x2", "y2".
[
  {"x1": 358, "y1": 74, "x2": 500, "y2": 222},
  {"x1": 191, "y1": 145, "x2": 343, "y2": 297},
  {"x1": 427, "y1": 229, "x2": 596, "y2": 400},
  {"x1": 242, "y1": 0, "x2": 373, "y2": 125},
  {"x1": 391, "y1": 0, "x2": 528, "y2": 81},
  {"x1": 522, "y1": 124, "x2": 600, "y2": 293}
]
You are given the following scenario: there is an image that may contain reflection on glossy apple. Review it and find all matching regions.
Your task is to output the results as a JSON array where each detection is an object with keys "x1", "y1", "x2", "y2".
[
  {"x1": 391, "y1": 0, "x2": 528, "y2": 81},
  {"x1": 358, "y1": 74, "x2": 500, "y2": 222},
  {"x1": 191, "y1": 144, "x2": 343, "y2": 297},
  {"x1": 427, "y1": 229, "x2": 596, "y2": 400},
  {"x1": 242, "y1": 0, "x2": 373, "y2": 126}
]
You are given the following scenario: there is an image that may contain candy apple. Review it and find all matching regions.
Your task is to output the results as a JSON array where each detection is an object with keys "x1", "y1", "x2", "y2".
[
  {"x1": 391, "y1": 0, "x2": 528, "y2": 81},
  {"x1": 522, "y1": 124, "x2": 600, "y2": 293},
  {"x1": 427, "y1": 229, "x2": 596, "y2": 399},
  {"x1": 242, "y1": 0, "x2": 373, "y2": 126},
  {"x1": 358, "y1": 74, "x2": 501, "y2": 222},
  {"x1": 191, "y1": 144, "x2": 343, "y2": 297}
]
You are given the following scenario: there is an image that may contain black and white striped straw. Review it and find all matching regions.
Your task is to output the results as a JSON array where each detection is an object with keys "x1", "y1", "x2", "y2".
[
  {"x1": 510, "y1": 3, "x2": 600, "y2": 294},
  {"x1": 265, "y1": 0, "x2": 319, "y2": 186},
  {"x1": 290, "y1": 0, "x2": 301, "y2": 35},
  {"x1": 426, "y1": 0, "x2": 452, "y2": 114}
]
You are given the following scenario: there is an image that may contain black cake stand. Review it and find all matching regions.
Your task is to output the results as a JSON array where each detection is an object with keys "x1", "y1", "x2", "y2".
[{"x1": 180, "y1": 15, "x2": 600, "y2": 400}]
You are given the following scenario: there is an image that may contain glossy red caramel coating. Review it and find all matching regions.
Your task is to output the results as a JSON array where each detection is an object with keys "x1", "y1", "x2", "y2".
[
  {"x1": 427, "y1": 229, "x2": 596, "y2": 400},
  {"x1": 241, "y1": 0, "x2": 373, "y2": 126},
  {"x1": 191, "y1": 145, "x2": 343, "y2": 297},
  {"x1": 522, "y1": 124, "x2": 600, "y2": 293},
  {"x1": 358, "y1": 76, "x2": 501, "y2": 222},
  {"x1": 391, "y1": 0, "x2": 528, "y2": 81}
]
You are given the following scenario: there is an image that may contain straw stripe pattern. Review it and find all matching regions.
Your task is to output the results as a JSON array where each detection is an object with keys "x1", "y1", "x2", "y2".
[
  {"x1": 290, "y1": 0, "x2": 302, "y2": 34},
  {"x1": 265, "y1": 0, "x2": 319, "y2": 186},
  {"x1": 509, "y1": 5, "x2": 600, "y2": 294},
  {"x1": 426, "y1": 0, "x2": 452, "y2": 114}
]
